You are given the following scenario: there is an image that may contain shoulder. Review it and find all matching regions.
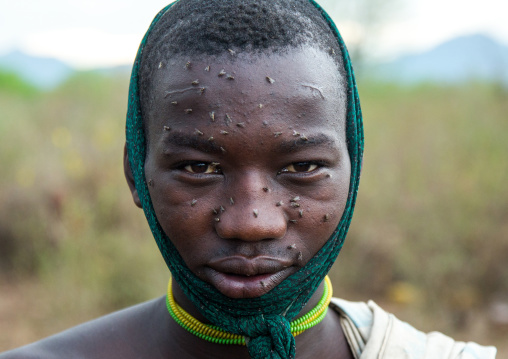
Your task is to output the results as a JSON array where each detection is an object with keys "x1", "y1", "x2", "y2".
[
  {"x1": 0, "y1": 296, "x2": 167, "y2": 359},
  {"x1": 330, "y1": 298, "x2": 497, "y2": 359}
]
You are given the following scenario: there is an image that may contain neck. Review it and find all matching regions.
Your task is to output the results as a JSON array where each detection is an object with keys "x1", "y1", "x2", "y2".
[{"x1": 165, "y1": 279, "x2": 352, "y2": 359}]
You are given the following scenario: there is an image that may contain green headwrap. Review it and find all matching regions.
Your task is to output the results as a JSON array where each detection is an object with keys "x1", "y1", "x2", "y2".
[{"x1": 126, "y1": 1, "x2": 363, "y2": 358}]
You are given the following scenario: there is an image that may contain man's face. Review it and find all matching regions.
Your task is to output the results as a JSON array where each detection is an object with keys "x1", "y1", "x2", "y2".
[{"x1": 139, "y1": 46, "x2": 350, "y2": 299}]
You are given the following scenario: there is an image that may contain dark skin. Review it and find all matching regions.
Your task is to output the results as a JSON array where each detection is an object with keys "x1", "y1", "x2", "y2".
[{"x1": 0, "y1": 47, "x2": 354, "y2": 359}]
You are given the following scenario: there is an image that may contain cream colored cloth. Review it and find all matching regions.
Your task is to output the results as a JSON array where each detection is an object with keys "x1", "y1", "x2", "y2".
[{"x1": 330, "y1": 298, "x2": 497, "y2": 359}]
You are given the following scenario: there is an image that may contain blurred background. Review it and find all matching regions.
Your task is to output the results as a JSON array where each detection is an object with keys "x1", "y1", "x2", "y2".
[{"x1": 0, "y1": 0, "x2": 507, "y2": 354}]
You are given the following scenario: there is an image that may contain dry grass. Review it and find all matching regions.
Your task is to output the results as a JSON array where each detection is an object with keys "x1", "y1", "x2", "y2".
[{"x1": 0, "y1": 72, "x2": 506, "y2": 354}]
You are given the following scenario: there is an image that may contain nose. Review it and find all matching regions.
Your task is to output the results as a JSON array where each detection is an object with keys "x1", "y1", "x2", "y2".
[{"x1": 215, "y1": 173, "x2": 287, "y2": 242}]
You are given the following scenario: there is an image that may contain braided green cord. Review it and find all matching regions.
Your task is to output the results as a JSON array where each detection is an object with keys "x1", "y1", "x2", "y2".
[{"x1": 166, "y1": 276, "x2": 332, "y2": 345}]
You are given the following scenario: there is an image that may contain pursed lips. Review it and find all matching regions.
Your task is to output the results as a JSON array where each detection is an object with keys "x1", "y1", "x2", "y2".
[
  {"x1": 205, "y1": 255, "x2": 297, "y2": 298},
  {"x1": 207, "y1": 255, "x2": 293, "y2": 277}
]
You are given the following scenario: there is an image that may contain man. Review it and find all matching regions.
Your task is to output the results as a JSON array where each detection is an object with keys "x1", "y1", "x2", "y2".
[{"x1": 1, "y1": 0, "x2": 496, "y2": 358}]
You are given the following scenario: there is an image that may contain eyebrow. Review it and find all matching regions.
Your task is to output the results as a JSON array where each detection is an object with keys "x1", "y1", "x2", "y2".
[
  {"x1": 277, "y1": 133, "x2": 336, "y2": 153},
  {"x1": 160, "y1": 132, "x2": 336, "y2": 155},
  {"x1": 161, "y1": 132, "x2": 222, "y2": 154}
]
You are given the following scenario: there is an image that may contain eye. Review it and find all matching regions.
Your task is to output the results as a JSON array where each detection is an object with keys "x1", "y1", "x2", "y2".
[
  {"x1": 280, "y1": 162, "x2": 319, "y2": 173},
  {"x1": 183, "y1": 162, "x2": 222, "y2": 174}
]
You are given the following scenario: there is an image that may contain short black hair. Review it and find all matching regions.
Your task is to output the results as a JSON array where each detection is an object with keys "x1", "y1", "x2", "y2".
[{"x1": 139, "y1": 0, "x2": 345, "y2": 122}]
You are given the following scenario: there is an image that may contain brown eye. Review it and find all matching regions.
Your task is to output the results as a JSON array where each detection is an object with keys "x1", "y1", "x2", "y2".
[
  {"x1": 282, "y1": 162, "x2": 319, "y2": 173},
  {"x1": 184, "y1": 162, "x2": 221, "y2": 174}
]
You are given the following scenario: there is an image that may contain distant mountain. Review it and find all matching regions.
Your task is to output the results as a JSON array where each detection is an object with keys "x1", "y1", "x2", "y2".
[
  {"x1": 0, "y1": 51, "x2": 133, "y2": 90},
  {"x1": 0, "y1": 50, "x2": 74, "y2": 89},
  {"x1": 369, "y1": 34, "x2": 508, "y2": 85},
  {"x1": 2, "y1": 34, "x2": 507, "y2": 89}
]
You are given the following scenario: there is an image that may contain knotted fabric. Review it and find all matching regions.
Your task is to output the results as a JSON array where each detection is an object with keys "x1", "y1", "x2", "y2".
[
  {"x1": 126, "y1": 1, "x2": 364, "y2": 358},
  {"x1": 238, "y1": 315, "x2": 294, "y2": 358}
]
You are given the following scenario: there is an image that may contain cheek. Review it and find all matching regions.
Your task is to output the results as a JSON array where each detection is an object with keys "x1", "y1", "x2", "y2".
[
  {"x1": 296, "y1": 161, "x2": 350, "y2": 254},
  {"x1": 150, "y1": 189, "x2": 220, "y2": 268},
  {"x1": 145, "y1": 170, "x2": 221, "y2": 267},
  {"x1": 290, "y1": 184, "x2": 350, "y2": 258}
]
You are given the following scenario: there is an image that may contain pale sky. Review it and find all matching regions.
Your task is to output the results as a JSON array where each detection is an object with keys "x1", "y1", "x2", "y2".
[{"x1": 0, "y1": 0, "x2": 507, "y2": 69}]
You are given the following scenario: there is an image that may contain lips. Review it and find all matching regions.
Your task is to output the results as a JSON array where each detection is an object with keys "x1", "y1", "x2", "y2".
[{"x1": 206, "y1": 256, "x2": 296, "y2": 298}]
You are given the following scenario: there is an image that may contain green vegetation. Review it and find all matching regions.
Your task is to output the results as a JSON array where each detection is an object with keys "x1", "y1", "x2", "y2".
[
  {"x1": 0, "y1": 75, "x2": 506, "y2": 352},
  {"x1": 0, "y1": 71, "x2": 38, "y2": 97},
  {"x1": 332, "y1": 82, "x2": 508, "y2": 342}
]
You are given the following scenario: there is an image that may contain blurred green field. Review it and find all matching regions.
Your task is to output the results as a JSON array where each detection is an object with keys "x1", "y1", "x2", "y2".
[{"x1": 0, "y1": 71, "x2": 507, "y2": 353}]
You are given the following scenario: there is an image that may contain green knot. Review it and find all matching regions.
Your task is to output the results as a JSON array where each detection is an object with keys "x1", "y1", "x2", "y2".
[{"x1": 238, "y1": 315, "x2": 295, "y2": 359}]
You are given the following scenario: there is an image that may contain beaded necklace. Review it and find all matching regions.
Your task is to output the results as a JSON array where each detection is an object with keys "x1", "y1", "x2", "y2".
[{"x1": 166, "y1": 276, "x2": 333, "y2": 345}]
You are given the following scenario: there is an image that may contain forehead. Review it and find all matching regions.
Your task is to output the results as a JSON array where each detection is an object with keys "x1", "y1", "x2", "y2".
[{"x1": 146, "y1": 46, "x2": 346, "y2": 142}]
